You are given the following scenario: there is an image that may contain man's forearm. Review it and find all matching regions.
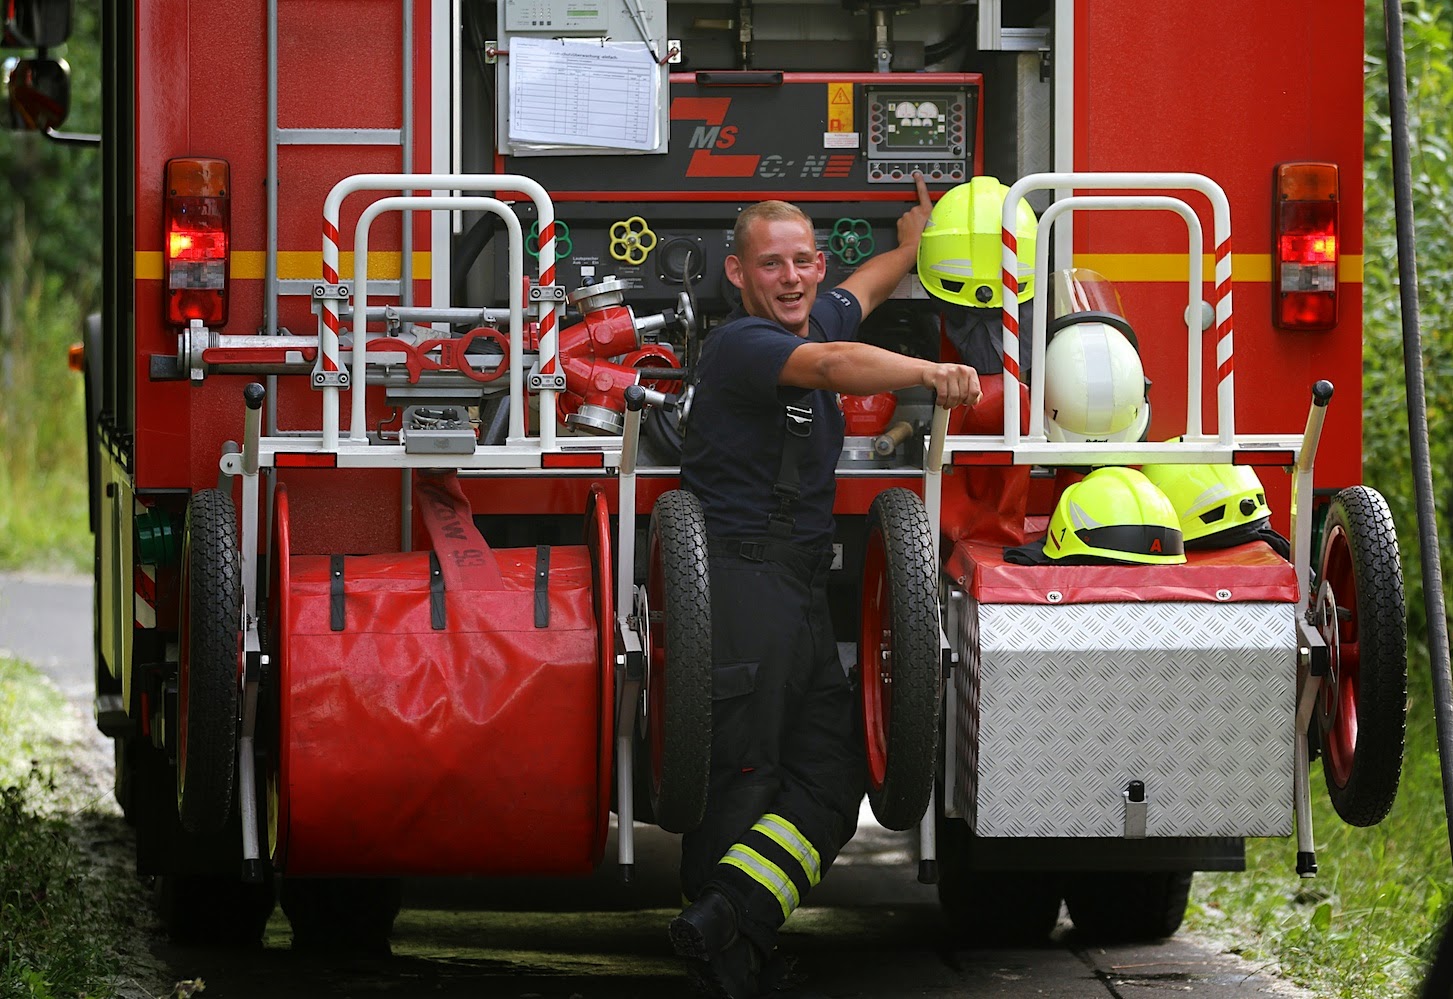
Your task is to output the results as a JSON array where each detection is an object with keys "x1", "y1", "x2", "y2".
[
  {"x1": 781, "y1": 339, "x2": 980, "y2": 408},
  {"x1": 815, "y1": 340, "x2": 934, "y2": 395}
]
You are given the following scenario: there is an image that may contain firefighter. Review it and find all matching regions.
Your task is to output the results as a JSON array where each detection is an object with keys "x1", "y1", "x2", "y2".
[{"x1": 669, "y1": 173, "x2": 979, "y2": 998}]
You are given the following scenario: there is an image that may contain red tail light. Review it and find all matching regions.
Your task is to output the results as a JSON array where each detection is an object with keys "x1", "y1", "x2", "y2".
[
  {"x1": 164, "y1": 157, "x2": 230, "y2": 327},
  {"x1": 1273, "y1": 162, "x2": 1338, "y2": 331}
]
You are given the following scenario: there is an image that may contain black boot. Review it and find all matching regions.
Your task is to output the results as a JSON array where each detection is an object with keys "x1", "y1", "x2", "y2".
[{"x1": 669, "y1": 889, "x2": 766, "y2": 999}]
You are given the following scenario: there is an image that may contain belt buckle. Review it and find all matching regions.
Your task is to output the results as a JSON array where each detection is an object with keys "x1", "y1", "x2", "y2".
[{"x1": 738, "y1": 540, "x2": 766, "y2": 562}]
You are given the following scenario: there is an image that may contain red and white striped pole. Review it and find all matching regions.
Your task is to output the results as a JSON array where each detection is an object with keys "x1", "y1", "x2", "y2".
[
  {"x1": 1213, "y1": 232, "x2": 1235, "y2": 441},
  {"x1": 319, "y1": 215, "x2": 345, "y2": 448}
]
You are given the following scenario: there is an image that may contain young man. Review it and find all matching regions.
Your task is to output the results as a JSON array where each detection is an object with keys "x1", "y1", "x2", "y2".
[{"x1": 670, "y1": 175, "x2": 980, "y2": 998}]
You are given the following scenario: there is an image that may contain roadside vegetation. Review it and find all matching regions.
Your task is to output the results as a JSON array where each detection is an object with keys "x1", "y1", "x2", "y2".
[
  {"x1": 0, "y1": 655, "x2": 151, "y2": 998},
  {"x1": 0, "y1": 2, "x2": 97, "y2": 571},
  {"x1": 4, "y1": 1, "x2": 1453, "y2": 998}
]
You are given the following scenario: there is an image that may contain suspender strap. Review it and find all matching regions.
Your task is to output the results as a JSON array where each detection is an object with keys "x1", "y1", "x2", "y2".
[
  {"x1": 429, "y1": 551, "x2": 446, "y2": 631},
  {"x1": 767, "y1": 403, "x2": 813, "y2": 541},
  {"x1": 534, "y1": 545, "x2": 551, "y2": 628},
  {"x1": 329, "y1": 555, "x2": 346, "y2": 632}
]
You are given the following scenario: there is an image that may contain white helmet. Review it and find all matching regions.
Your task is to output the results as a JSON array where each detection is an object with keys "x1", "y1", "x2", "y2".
[{"x1": 1043, "y1": 320, "x2": 1150, "y2": 443}]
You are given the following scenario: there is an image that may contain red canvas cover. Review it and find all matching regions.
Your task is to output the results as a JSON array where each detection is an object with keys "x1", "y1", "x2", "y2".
[
  {"x1": 272, "y1": 476, "x2": 608, "y2": 876},
  {"x1": 946, "y1": 537, "x2": 1299, "y2": 606}
]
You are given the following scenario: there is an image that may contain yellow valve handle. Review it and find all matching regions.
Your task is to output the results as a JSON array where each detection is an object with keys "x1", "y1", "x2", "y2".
[{"x1": 609, "y1": 216, "x2": 657, "y2": 265}]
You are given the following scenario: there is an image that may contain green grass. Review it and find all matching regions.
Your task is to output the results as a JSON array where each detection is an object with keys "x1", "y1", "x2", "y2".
[
  {"x1": 1189, "y1": 661, "x2": 1452, "y2": 998},
  {"x1": 0, "y1": 655, "x2": 147, "y2": 999}
]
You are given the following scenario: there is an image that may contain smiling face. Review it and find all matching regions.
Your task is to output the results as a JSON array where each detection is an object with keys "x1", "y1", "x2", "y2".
[{"x1": 725, "y1": 214, "x2": 826, "y2": 337}]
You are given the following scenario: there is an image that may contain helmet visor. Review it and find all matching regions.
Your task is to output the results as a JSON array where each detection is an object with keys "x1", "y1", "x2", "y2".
[{"x1": 1051, "y1": 268, "x2": 1126, "y2": 320}]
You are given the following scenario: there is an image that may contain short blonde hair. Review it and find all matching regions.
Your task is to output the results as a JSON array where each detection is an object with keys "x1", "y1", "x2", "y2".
[{"x1": 733, "y1": 200, "x2": 815, "y2": 259}]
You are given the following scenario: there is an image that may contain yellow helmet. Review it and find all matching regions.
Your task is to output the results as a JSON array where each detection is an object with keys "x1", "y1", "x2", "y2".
[
  {"x1": 1139, "y1": 459, "x2": 1287, "y2": 555},
  {"x1": 1006, "y1": 467, "x2": 1185, "y2": 565},
  {"x1": 918, "y1": 176, "x2": 1039, "y2": 309}
]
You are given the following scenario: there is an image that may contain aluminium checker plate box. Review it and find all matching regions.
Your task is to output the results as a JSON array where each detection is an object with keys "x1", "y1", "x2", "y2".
[{"x1": 950, "y1": 599, "x2": 1296, "y2": 839}]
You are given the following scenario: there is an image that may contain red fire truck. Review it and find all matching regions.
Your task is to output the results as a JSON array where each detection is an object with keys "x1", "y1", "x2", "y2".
[{"x1": 3, "y1": 0, "x2": 1401, "y2": 951}]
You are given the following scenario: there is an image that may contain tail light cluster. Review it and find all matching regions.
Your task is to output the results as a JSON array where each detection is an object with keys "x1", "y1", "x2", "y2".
[
  {"x1": 164, "y1": 157, "x2": 230, "y2": 327},
  {"x1": 1273, "y1": 162, "x2": 1338, "y2": 331}
]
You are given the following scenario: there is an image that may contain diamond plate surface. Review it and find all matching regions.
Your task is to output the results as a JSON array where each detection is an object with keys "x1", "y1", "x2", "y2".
[{"x1": 952, "y1": 601, "x2": 1295, "y2": 838}]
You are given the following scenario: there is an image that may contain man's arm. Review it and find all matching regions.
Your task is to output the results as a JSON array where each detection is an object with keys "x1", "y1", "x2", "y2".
[
  {"x1": 833, "y1": 172, "x2": 934, "y2": 319},
  {"x1": 779, "y1": 339, "x2": 981, "y2": 410}
]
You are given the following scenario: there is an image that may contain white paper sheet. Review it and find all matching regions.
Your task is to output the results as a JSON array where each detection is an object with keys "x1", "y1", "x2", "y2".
[{"x1": 508, "y1": 36, "x2": 660, "y2": 151}]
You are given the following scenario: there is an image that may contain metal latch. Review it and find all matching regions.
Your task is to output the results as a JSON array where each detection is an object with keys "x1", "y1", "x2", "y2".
[{"x1": 1123, "y1": 780, "x2": 1147, "y2": 838}]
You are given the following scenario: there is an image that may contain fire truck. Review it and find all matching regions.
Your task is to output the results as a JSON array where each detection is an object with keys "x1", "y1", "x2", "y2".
[{"x1": 3, "y1": 0, "x2": 1402, "y2": 951}]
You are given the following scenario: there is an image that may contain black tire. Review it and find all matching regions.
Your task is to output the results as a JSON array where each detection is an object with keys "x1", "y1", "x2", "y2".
[
  {"x1": 641, "y1": 402, "x2": 686, "y2": 465},
  {"x1": 1064, "y1": 871, "x2": 1193, "y2": 943},
  {"x1": 1313, "y1": 486, "x2": 1407, "y2": 826},
  {"x1": 177, "y1": 488, "x2": 242, "y2": 835},
  {"x1": 279, "y1": 877, "x2": 403, "y2": 956},
  {"x1": 155, "y1": 873, "x2": 276, "y2": 948},
  {"x1": 937, "y1": 818, "x2": 1060, "y2": 946},
  {"x1": 640, "y1": 489, "x2": 712, "y2": 833},
  {"x1": 859, "y1": 488, "x2": 941, "y2": 832}
]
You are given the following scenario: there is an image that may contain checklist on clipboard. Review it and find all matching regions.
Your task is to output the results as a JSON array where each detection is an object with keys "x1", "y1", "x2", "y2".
[{"x1": 508, "y1": 36, "x2": 661, "y2": 151}]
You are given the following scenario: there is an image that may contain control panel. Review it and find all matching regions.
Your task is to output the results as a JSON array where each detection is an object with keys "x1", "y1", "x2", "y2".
[
  {"x1": 496, "y1": 72, "x2": 982, "y2": 196},
  {"x1": 503, "y1": 0, "x2": 608, "y2": 33},
  {"x1": 865, "y1": 86, "x2": 975, "y2": 184}
]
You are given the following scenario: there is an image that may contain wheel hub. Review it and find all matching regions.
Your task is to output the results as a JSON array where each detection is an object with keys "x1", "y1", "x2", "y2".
[
  {"x1": 633, "y1": 583, "x2": 652, "y2": 737},
  {"x1": 1313, "y1": 580, "x2": 1342, "y2": 730}
]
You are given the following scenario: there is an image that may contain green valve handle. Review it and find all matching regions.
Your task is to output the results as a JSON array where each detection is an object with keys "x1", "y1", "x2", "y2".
[
  {"x1": 526, "y1": 220, "x2": 573, "y2": 260},
  {"x1": 829, "y1": 218, "x2": 874, "y2": 265}
]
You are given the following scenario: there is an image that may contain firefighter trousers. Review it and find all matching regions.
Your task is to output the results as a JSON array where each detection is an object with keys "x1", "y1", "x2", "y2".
[{"x1": 680, "y1": 540, "x2": 864, "y2": 957}]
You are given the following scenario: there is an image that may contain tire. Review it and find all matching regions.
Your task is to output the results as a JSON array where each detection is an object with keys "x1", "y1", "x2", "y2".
[
  {"x1": 177, "y1": 488, "x2": 242, "y2": 835},
  {"x1": 1312, "y1": 486, "x2": 1407, "y2": 826},
  {"x1": 155, "y1": 873, "x2": 276, "y2": 948},
  {"x1": 279, "y1": 877, "x2": 403, "y2": 956},
  {"x1": 641, "y1": 405, "x2": 685, "y2": 465},
  {"x1": 859, "y1": 488, "x2": 941, "y2": 832},
  {"x1": 1064, "y1": 871, "x2": 1193, "y2": 943},
  {"x1": 640, "y1": 489, "x2": 712, "y2": 833},
  {"x1": 937, "y1": 818, "x2": 1060, "y2": 946}
]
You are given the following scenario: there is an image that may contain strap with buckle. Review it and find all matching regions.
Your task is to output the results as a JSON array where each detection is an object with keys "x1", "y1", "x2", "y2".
[
  {"x1": 768, "y1": 402, "x2": 813, "y2": 541},
  {"x1": 736, "y1": 540, "x2": 767, "y2": 561}
]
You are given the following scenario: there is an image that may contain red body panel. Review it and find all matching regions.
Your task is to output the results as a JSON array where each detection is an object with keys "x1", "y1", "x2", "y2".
[
  {"x1": 1073, "y1": 1, "x2": 1365, "y2": 494},
  {"x1": 134, "y1": 0, "x2": 434, "y2": 505}
]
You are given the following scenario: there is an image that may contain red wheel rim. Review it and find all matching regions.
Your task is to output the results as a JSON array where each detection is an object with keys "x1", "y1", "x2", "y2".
[
  {"x1": 270, "y1": 485, "x2": 292, "y2": 865},
  {"x1": 860, "y1": 528, "x2": 891, "y2": 791},
  {"x1": 646, "y1": 530, "x2": 667, "y2": 793},
  {"x1": 586, "y1": 487, "x2": 615, "y2": 849},
  {"x1": 1318, "y1": 523, "x2": 1360, "y2": 787}
]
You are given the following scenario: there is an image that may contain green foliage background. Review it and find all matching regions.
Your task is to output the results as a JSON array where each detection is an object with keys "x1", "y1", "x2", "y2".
[
  {"x1": 3, "y1": 1, "x2": 1453, "y2": 995},
  {"x1": 0, "y1": 2, "x2": 98, "y2": 569}
]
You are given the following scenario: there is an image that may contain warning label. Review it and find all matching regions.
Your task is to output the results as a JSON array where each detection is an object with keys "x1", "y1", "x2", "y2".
[{"x1": 827, "y1": 82, "x2": 854, "y2": 133}]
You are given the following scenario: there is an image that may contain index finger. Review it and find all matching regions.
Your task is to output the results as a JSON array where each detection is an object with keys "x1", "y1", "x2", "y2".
[{"x1": 913, "y1": 171, "x2": 933, "y2": 211}]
